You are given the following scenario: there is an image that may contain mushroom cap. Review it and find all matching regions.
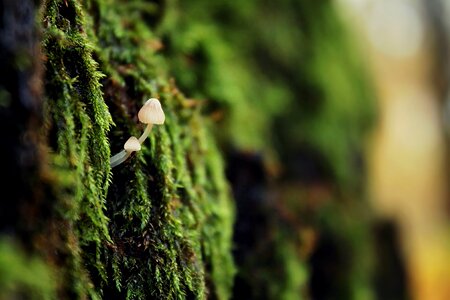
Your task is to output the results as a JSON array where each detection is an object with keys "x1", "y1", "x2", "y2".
[
  {"x1": 124, "y1": 136, "x2": 141, "y2": 152},
  {"x1": 138, "y1": 98, "x2": 165, "y2": 125}
]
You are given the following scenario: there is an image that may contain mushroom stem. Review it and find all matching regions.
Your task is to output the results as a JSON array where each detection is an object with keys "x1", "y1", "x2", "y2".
[
  {"x1": 138, "y1": 123, "x2": 153, "y2": 144},
  {"x1": 110, "y1": 149, "x2": 129, "y2": 168}
]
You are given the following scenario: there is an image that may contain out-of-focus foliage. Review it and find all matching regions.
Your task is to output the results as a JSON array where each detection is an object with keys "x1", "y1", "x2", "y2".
[
  {"x1": 162, "y1": 0, "x2": 375, "y2": 298},
  {"x1": 163, "y1": 0, "x2": 374, "y2": 187}
]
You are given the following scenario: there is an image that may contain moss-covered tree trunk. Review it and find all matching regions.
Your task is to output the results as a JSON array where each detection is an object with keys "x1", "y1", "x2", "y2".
[
  {"x1": 1, "y1": 0, "x2": 234, "y2": 299},
  {"x1": 1, "y1": 0, "x2": 379, "y2": 299}
]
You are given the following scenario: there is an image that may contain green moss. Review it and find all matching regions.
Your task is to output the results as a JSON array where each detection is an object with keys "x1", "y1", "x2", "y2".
[
  {"x1": 41, "y1": 0, "x2": 113, "y2": 297},
  {"x1": 0, "y1": 238, "x2": 56, "y2": 300},
  {"x1": 272, "y1": 233, "x2": 308, "y2": 300},
  {"x1": 40, "y1": 0, "x2": 235, "y2": 298}
]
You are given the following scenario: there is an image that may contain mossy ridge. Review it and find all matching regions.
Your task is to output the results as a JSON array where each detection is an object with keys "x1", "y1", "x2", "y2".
[
  {"x1": 83, "y1": 0, "x2": 235, "y2": 298},
  {"x1": 41, "y1": 0, "x2": 112, "y2": 297}
]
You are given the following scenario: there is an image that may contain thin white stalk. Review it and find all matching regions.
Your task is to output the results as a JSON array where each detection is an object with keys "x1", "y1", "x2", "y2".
[
  {"x1": 138, "y1": 124, "x2": 153, "y2": 144},
  {"x1": 110, "y1": 149, "x2": 128, "y2": 168}
]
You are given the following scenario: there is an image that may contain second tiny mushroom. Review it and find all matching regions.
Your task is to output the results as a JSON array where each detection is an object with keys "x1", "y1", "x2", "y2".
[
  {"x1": 110, "y1": 136, "x2": 142, "y2": 168},
  {"x1": 124, "y1": 136, "x2": 141, "y2": 152}
]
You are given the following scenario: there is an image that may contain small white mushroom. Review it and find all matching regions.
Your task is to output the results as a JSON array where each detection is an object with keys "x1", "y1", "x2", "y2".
[
  {"x1": 137, "y1": 98, "x2": 165, "y2": 143},
  {"x1": 110, "y1": 136, "x2": 141, "y2": 168},
  {"x1": 109, "y1": 98, "x2": 165, "y2": 168},
  {"x1": 124, "y1": 136, "x2": 141, "y2": 152}
]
